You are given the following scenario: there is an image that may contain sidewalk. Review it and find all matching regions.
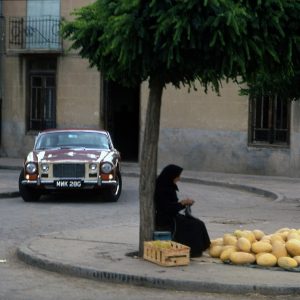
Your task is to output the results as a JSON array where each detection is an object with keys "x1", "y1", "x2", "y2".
[{"x1": 1, "y1": 157, "x2": 300, "y2": 295}]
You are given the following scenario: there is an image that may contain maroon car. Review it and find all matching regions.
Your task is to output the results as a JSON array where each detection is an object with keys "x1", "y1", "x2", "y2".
[{"x1": 19, "y1": 129, "x2": 122, "y2": 202}]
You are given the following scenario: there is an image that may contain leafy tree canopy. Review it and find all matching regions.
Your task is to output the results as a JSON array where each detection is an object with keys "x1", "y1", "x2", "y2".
[{"x1": 62, "y1": 0, "x2": 300, "y2": 95}]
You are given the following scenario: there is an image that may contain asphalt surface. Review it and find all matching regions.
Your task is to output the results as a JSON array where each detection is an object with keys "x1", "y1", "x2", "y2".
[{"x1": 1, "y1": 157, "x2": 300, "y2": 296}]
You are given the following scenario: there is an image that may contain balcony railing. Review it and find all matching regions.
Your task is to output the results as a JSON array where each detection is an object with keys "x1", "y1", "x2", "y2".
[{"x1": 8, "y1": 16, "x2": 62, "y2": 52}]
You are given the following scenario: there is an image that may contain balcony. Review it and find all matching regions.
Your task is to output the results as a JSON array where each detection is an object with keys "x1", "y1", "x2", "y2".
[{"x1": 8, "y1": 16, "x2": 62, "y2": 53}]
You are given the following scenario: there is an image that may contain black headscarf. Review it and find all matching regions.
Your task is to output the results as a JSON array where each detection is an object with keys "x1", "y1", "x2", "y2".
[
  {"x1": 155, "y1": 164, "x2": 184, "y2": 227},
  {"x1": 156, "y1": 164, "x2": 183, "y2": 188}
]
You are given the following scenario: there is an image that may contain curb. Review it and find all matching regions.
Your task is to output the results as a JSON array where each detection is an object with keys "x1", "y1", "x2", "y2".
[
  {"x1": 17, "y1": 241, "x2": 300, "y2": 296},
  {"x1": 0, "y1": 191, "x2": 20, "y2": 198},
  {"x1": 180, "y1": 177, "x2": 283, "y2": 202}
]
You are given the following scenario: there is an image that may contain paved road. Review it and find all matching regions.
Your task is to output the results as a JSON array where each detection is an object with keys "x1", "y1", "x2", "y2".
[
  {"x1": 1, "y1": 169, "x2": 300, "y2": 299},
  {"x1": 0, "y1": 170, "x2": 296, "y2": 300}
]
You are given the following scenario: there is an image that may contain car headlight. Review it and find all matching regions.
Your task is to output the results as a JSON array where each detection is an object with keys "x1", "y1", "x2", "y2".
[
  {"x1": 41, "y1": 163, "x2": 49, "y2": 173},
  {"x1": 89, "y1": 163, "x2": 98, "y2": 172},
  {"x1": 25, "y1": 162, "x2": 37, "y2": 174},
  {"x1": 101, "y1": 162, "x2": 113, "y2": 174}
]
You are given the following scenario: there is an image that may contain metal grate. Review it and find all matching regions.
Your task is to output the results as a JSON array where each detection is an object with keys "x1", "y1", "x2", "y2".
[
  {"x1": 250, "y1": 95, "x2": 289, "y2": 145},
  {"x1": 53, "y1": 164, "x2": 85, "y2": 178},
  {"x1": 8, "y1": 16, "x2": 62, "y2": 51}
]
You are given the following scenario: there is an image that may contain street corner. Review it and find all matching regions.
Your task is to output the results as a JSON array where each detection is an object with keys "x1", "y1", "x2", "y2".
[{"x1": 16, "y1": 233, "x2": 300, "y2": 296}]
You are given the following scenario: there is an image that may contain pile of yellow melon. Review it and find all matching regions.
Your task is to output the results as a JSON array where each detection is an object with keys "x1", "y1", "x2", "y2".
[
  {"x1": 146, "y1": 240, "x2": 173, "y2": 249},
  {"x1": 209, "y1": 228, "x2": 300, "y2": 270}
]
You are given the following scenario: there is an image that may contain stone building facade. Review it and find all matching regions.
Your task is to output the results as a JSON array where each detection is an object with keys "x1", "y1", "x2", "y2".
[{"x1": 1, "y1": 0, "x2": 300, "y2": 177}]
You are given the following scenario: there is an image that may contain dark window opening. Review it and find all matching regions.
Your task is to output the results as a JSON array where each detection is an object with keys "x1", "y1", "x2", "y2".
[
  {"x1": 249, "y1": 94, "x2": 290, "y2": 146},
  {"x1": 27, "y1": 57, "x2": 56, "y2": 131}
]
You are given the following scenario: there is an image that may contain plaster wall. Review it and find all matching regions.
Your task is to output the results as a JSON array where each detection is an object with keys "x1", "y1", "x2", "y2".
[
  {"x1": 3, "y1": 0, "x2": 25, "y2": 16},
  {"x1": 1, "y1": 2, "x2": 28, "y2": 157},
  {"x1": 60, "y1": 0, "x2": 93, "y2": 50},
  {"x1": 1, "y1": 55, "x2": 31, "y2": 157},
  {"x1": 161, "y1": 82, "x2": 248, "y2": 130},
  {"x1": 56, "y1": 55, "x2": 100, "y2": 129},
  {"x1": 61, "y1": 0, "x2": 94, "y2": 17},
  {"x1": 158, "y1": 128, "x2": 291, "y2": 176},
  {"x1": 141, "y1": 81, "x2": 294, "y2": 176},
  {"x1": 289, "y1": 100, "x2": 300, "y2": 177}
]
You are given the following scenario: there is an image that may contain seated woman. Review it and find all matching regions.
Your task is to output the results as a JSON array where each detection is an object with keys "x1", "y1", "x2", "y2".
[{"x1": 154, "y1": 164, "x2": 211, "y2": 257}]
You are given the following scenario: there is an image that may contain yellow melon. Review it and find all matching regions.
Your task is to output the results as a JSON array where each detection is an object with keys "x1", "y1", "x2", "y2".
[
  {"x1": 278, "y1": 231, "x2": 289, "y2": 242},
  {"x1": 255, "y1": 252, "x2": 266, "y2": 259},
  {"x1": 293, "y1": 256, "x2": 300, "y2": 264},
  {"x1": 220, "y1": 247, "x2": 237, "y2": 262},
  {"x1": 222, "y1": 245, "x2": 237, "y2": 251},
  {"x1": 287, "y1": 232, "x2": 300, "y2": 241},
  {"x1": 253, "y1": 229, "x2": 265, "y2": 241},
  {"x1": 272, "y1": 241, "x2": 288, "y2": 258},
  {"x1": 209, "y1": 245, "x2": 223, "y2": 258},
  {"x1": 256, "y1": 253, "x2": 277, "y2": 267},
  {"x1": 251, "y1": 241, "x2": 272, "y2": 254},
  {"x1": 240, "y1": 230, "x2": 256, "y2": 243},
  {"x1": 286, "y1": 239, "x2": 300, "y2": 256},
  {"x1": 223, "y1": 234, "x2": 237, "y2": 246},
  {"x1": 210, "y1": 238, "x2": 223, "y2": 246},
  {"x1": 236, "y1": 237, "x2": 251, "y2": 252},
  {"x1": 270, "y1": 234, "x2": 285, "y2": 244},
  {"x1": 276, "y1": 227, "x2": 291, "y2": 233},
  {"x1": 260, "y1": 235, "x2": 272, "y2": 243},
  {"x1": 278, "y1": 257, "x2": 298, "y2": 269},
  {"x1": 233, "y1": 229, "x2": 243, "y2": 238},
  {"x1": 230, "y1": 252, "x2": 256, "y2": 265}
]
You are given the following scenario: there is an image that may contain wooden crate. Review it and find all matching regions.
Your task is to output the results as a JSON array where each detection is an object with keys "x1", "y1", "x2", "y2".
[{"x1": 143, "y1": 240, "x2": 190, "y2": 266}]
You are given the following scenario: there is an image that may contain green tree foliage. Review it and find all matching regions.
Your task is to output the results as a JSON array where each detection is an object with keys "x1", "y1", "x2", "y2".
[
  {"x1": 62, "y1": 0, "x2": 300, "y2": 92},
  {"x1": 62, "y1": 0, "x2": 300, "y2": 254},
  {"x1": 239, "y1": 0, "x2": 300, "y2": 99}
]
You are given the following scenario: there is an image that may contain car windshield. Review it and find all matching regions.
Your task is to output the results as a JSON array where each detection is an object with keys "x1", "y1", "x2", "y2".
[{"x1": 35, "y1": 132, "x2": 110, "y2": 150}]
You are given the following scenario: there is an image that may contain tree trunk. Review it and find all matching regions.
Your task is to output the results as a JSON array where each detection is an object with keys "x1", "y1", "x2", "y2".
[{"x1": 139, "y1": 76, "x2": 163, "y2": 256}]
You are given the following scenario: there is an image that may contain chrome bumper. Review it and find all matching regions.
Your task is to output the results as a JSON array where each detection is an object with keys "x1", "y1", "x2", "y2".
[{"x1": 21, "y1": 178, "x2": 118, "y2": 188}]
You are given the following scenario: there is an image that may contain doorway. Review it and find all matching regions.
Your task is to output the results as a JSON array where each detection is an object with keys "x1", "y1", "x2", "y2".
[{"x1": 103, "y1": 80, "x2": 140, "y2": 162}]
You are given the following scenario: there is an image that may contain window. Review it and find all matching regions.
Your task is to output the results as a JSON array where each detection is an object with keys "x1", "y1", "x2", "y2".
[
  {"x1": 27, "y1": 57, "x2": 56, "y2": 131},
  {"x1": 35, "y1": 132, "x2": 110, "y2": 150},
  {"x1": 249, "y1": 94, "x2": 290, "y2": 146}
]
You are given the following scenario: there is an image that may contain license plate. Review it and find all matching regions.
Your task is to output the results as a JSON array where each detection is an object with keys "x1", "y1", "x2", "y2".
[{"x1": 55, "y1": 180, "x2": 82, "y2": 188}]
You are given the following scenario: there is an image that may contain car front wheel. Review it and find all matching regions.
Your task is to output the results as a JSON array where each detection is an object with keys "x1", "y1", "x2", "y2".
[
  {"x1": 101, "y1": 171, "x2": 122, "y2": 202},
  {"x1": 19, "y1": 170, "x2": 41, "y2": 202}
]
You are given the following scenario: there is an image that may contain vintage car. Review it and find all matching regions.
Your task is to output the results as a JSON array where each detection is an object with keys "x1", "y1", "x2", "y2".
[{"x1": 19, "y1": 129, "x2": 122, "y2": 202}]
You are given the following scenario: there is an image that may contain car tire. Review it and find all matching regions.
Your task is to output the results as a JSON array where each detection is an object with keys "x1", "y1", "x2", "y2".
[
  {"x1": 18, "y1": 170, "x2": 41, "y2": 202},
  {"x1": 101, "y1": 170, "x2": 122, "y2": 202}
]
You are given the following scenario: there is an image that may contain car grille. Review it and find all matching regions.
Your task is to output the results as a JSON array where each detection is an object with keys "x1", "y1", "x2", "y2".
[{"x1": 53, "y1": 164, "x2": 85, "y2": 178}]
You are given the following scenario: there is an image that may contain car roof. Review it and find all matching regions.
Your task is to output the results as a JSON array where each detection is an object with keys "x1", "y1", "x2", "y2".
[{"x1": 38, "y1": 129, "x2": 109, "y2": 135}]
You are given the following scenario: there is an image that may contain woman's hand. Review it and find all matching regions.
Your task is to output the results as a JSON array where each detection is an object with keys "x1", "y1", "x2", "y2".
[{"x1": 180, "y1": 198, "x2": 194, "y2": 206}]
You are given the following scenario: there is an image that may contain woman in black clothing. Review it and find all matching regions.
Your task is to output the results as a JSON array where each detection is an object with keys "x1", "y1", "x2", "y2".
[{"x1": 154, "y1": 164, "x2": 211, "y2": 257}]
